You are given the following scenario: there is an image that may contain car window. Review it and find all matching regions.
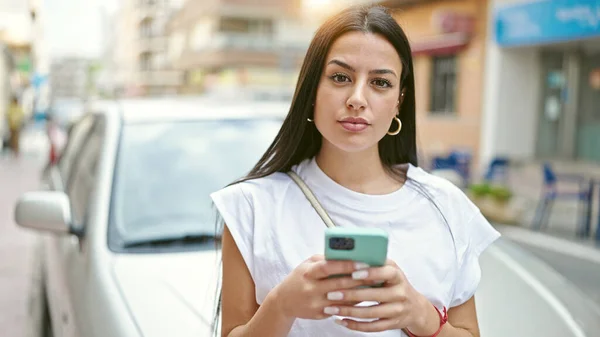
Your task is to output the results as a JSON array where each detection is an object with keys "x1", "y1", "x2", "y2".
[
  {"x1": 58, "y1": 115, "x2": 95, "y2": 185},
  {"x1": 67, "y1": 118, "x2": 105, "y2": 227},
  {"x1": 109, "y1": 119, "x2": 281, "y2": 247}
]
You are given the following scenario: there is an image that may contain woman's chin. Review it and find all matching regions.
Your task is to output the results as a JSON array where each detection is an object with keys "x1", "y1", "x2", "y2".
[{"x1": 323, "y1": 137, "x2": 379, "y2": 154}]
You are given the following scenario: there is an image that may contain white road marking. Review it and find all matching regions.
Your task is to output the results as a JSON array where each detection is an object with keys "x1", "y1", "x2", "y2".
[{"x1": 489, "y1": 245, "x2": 587, "y2": 337}]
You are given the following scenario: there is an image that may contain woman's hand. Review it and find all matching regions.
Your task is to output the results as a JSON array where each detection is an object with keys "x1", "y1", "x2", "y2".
[
  {"x1": 270, "y1": 254, "x2": 377, "y2": 320},
  {"x1": 323, "y1": 259, "x2": 442, "y2": 335}
]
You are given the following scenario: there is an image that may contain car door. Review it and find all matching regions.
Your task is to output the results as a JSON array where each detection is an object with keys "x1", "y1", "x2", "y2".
[
  {"x1": 60, "y1": 115, "x2": 106, "y2": 337},
  {"x1": 44, "y1": 114, "x2": 104, "y2": 337}
]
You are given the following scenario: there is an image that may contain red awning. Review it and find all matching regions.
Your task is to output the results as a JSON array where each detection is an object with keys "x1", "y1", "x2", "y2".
[{"x1": 411, "y1": 32, "x2": 471, "y2": 56}]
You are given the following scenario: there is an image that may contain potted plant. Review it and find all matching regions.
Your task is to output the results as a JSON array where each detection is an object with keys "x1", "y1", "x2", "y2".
[
  {"x1": 467, "y1": 183, "x2": 491, "y2": 200},
  {"x1": 467, "y1": 183, "x2": 518, "y2": 224},
  {"x1": 489, "y1": 185, "x2": 513, "y2": 204}
]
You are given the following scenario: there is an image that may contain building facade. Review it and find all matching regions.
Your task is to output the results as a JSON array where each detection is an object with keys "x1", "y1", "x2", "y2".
[
  {"x1": 27, "y1": 0, "x2": 50, "y2": 118},
  {"x1": 166, "y1": 0, "x2": 311, "y2": 94},
  {"x1": 383, "y1": 0, "x2": 490, "y2": 166},
  {"x1": 0, "y1": 0, "x2": 34, "y2": 144},
  {"x1": 114, "y1": 0, "x2": 184, "y2": 96},
  {"x1": 481, "y1": 0, "x2": 600, "y2": 166},
  {"x1": 49, "y1": 58, "x2": 96, "y2": 99}
]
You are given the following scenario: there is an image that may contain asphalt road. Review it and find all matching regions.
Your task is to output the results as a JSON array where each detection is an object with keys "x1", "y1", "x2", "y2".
[
  {"x1": 497, "y1": 225, "x2": 600, "y2": 309},
  {"x1": 518, "y1": 244, "x2": 600, "y2": 307}
]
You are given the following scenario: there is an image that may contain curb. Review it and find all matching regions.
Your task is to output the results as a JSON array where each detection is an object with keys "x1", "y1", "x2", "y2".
[{"x1": 495, "y1": 224, "x2": 600, "y2": 265}]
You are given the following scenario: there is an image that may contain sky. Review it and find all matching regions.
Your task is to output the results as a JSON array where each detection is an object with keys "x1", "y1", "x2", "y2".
[
  {"x1": 44, "y1": 0, "x2": 119, "y2": 58},
  {"x1": 0, "y1": 0, "x2": 32, "y2": 43},
  {"x1": 0, "y1": 0, "x2": 119, "y2": 58}
]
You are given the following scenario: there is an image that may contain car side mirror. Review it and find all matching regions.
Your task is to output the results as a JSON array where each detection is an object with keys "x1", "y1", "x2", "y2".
[{"x1": 14, "y1": 191, "x2": 73, "y2": 235}]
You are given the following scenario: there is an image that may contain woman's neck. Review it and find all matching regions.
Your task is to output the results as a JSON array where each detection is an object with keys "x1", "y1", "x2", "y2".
[{"x1": 315, "y1": 142, "x2": 405, "y2": 195}]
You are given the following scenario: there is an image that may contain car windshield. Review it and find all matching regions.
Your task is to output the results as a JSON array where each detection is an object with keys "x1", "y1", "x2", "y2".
[{"x1": 109, "y1": 118, "x2": 281, "y2": 248}]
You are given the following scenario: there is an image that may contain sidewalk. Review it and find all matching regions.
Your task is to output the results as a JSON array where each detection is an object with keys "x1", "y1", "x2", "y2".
[
  {"x1": 0, "y1": 157, "x2": 41, "y2": 337},
  {"x1": 489, "y1": 159, "x2": 600, "y2": 243}
]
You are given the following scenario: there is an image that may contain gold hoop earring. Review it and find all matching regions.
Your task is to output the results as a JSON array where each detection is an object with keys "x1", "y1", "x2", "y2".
[{"x1": 387, "y1": 117, "x2": 402, "y2": 136}]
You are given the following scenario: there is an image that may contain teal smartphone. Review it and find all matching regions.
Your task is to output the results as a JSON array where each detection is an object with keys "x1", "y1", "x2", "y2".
[{"x1": 324, "y1": 227, "x2": 389, "y2": 267}]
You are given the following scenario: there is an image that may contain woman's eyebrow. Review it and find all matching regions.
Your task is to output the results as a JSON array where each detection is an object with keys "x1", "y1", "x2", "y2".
[
  {"x1": 370, "y1": 69, "x2": 397, "y2": 77},
  {"x1": 327, "y1": 59, "x2": 397, "y2": 78},
  {"x1": 328, "y1": 59, "x2": 356, "y2": 72}
]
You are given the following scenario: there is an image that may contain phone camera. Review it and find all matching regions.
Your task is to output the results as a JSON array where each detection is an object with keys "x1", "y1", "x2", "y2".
[{"x1": 329, "y1": 237, "x2": 355, "y2": 250}]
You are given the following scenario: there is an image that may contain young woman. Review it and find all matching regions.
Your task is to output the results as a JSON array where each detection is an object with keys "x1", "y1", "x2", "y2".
[{"x1": 211, "y1": 5, "x2": 499, "y2": 337}]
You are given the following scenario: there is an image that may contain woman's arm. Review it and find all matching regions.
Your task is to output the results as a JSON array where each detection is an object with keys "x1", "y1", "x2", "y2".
[
  {"x1": 412, "y1": 296, "x2": 479, "y2": 337},
  {"x1": 221, "y1": 226, "x2": 296, "y2": 337},
  {"x1": 438, "y1": 296, "x2": 480, "y2": 337}
]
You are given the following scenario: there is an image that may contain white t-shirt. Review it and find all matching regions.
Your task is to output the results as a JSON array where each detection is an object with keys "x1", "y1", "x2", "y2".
[{"x1": 211, "y1": 157, "x2": 500, "y2": 337}]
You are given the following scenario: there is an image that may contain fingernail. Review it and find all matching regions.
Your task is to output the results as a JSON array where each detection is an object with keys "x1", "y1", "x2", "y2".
[
  {"x1": 335, "y1": 319, "x2": 348, "y2": 327},
  {"x1": 352, "y1": 270, "x2": 369, "y2": 280},
  {"x1": 354, "y1": 262, "x2": 369, "y2": 270},
  {"x1": 324, "y1": 306, "x2": 339, "y2": 315},
  {"x1": 327, "y1": 291, "x2": 344, "y2": 300}
]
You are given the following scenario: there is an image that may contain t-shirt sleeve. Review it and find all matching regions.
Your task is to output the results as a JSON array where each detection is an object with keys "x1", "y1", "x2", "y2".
[
  {"x1": 210, "y1": 183, "x2": 255, "y2": 277},
  {"x1": 450, "y1": 206, "x2": 501, "y2": 307}
]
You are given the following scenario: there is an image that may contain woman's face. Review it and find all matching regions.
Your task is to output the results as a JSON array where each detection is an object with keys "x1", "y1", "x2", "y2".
[{"x1": 314, "y1": 31, "x2": 403, "y2": 154}]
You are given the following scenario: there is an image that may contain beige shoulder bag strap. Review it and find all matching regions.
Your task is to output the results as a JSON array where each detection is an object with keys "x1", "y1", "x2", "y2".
[{"x1": 287, "y1": 171, "x2": 336, "y2": 229}]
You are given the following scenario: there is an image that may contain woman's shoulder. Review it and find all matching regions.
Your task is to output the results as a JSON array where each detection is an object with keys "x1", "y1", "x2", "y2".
[
  {"x1": 242, "y1": 172, "x2": 295, "y2": 197},
  {"x1": 407, "y1": 164, "x2": 500, "y2": 256},
  {"x1": 211, "y1": 171, "x2": 294, "y2": 205},
  {"x1": 220, "y1": 158, "x2": 313, "y2": 198}
]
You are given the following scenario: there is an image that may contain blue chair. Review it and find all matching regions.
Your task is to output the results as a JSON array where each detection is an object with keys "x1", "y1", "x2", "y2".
[
  {"x1": 431, "y1": 156, "x2": 456, "y2": 170},
  {"x1": 484, "y1": 157, "x2": 510, "y2": 185},
  {"x1": 531, "y1": 162, "x2": 593, "y2": 237},
  {"x1": 430, "y1": 150, "x2": 472, "y2": 187},
  {"x1": 449, "y1": 150, "x2": 472, "y2": 185}
]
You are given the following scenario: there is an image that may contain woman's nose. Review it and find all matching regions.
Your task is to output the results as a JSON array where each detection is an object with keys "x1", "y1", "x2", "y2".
[{"x1": 346, "y1": 84, "x2": 367, "y2": 111}]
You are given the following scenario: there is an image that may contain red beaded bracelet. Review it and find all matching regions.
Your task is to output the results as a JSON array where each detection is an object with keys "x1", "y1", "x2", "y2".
[{"x1": 404, "y1": 305, "x2": 448, "y2": 337}]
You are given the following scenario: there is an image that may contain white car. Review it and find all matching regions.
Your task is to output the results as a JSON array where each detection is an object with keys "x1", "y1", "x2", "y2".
[{"x1": 15, "y1": 98, "x2": 600, "y2": 337}]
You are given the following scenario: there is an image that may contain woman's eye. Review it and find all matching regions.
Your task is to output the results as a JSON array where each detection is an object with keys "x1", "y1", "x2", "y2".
[
  {"x1": 331, "y1": 74, "x2": 350, "y2": 83},
  {"x1": 372, "y1": 79, "x2": 392, "y2": 88}
]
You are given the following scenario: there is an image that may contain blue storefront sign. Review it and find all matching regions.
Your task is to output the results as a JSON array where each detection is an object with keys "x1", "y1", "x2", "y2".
[
  {"x1": 495, "y1": 0, "x2": 600, "y2": 47},
  {"x1": 31, "y1": 73, "x2": 47, "y2": 89}
]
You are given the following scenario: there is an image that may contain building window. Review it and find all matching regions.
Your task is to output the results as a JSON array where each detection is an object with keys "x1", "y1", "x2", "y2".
[
  {"x1": 191, "y1": 20, "x2": 212, "y2": 51},
  {"x1": 219, "y1": 17, "x2": 273, "y2": 36},
  {"x1": 140, "y1": 53, "x2": 153, "y2": 71},
  {"x1": 430, "y1": 55, "x2": 457, "y2": 114},
  {"x1": 140, "y1": 19, "x2": 154, "y2": 38}
]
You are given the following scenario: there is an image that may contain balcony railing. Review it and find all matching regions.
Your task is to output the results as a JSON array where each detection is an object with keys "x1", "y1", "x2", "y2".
[
  {"x1": 138, "y1": 70, "x2": 184, "y2": 87},
  {"x1": 197, "y1": 33, "x2": 307, "y2": 52},
  {"x1": 215, "y1": 33, "x2": 274, "y2": 50},
  {"x1": 138, "y1": 36, "x2": 168, "y2": 53}
]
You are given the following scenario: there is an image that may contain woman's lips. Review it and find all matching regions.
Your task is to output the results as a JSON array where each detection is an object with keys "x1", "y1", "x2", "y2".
[
  {"x1": 340, "y1": 122, "x2": 368, "y2": 132},
  {"x1": 339, "y1": 117, "x2": 370, "y2": 132}
]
